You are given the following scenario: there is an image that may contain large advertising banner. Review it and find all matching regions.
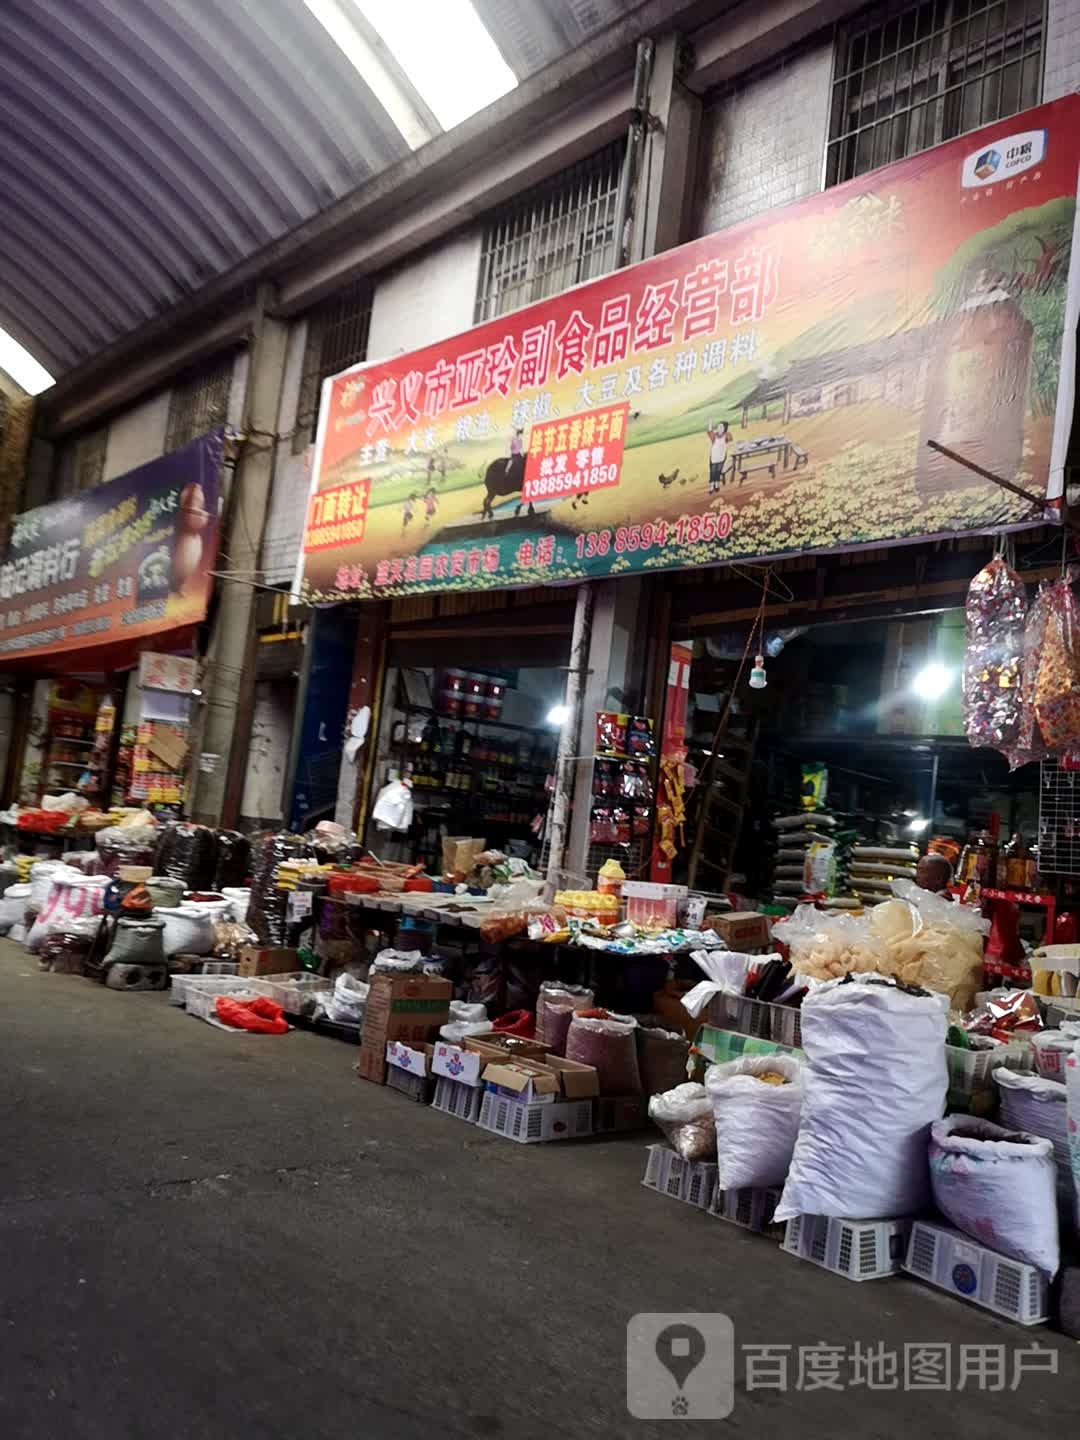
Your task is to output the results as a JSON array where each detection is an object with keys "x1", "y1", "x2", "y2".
[
  {"x1": 297, "y1": 97, "x2": 1080, "y2": 602},
  {"x1": 0, "y1": 430, "x2": 222, "y2": 661}
]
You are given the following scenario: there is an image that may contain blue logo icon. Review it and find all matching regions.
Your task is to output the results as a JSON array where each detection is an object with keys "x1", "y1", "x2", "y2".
[
  {"x1": 952, "y1": 1263, "x2": 978, "y2": 1295},
  {"x1": 974, "y1": 149, "x2": 1001, "y2": 180}
]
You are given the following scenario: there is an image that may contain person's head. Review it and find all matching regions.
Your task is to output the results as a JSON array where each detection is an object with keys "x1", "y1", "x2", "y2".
[
  {"x1": 408, "y1": 493, "x2": 417, "y2": 502},
  {"x1": 720, "y1": 420, "x2": 730, "y2": 435},
  {"x1": 515, "y1": 427, "x2": 524, "y2": 437}
]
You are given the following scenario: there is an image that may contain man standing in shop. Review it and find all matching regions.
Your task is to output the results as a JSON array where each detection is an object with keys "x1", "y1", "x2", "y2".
[{"x1": 707, "y1": 420, "x2": 731, "y2": 494}]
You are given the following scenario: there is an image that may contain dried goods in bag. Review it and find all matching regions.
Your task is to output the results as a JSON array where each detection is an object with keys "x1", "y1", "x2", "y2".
[
  {"x1": 535, "y1": 982, "x2": 593, "y2": 1054},
  {"x1": 962, "y1": 555, "x2": 1027, "y2": 752},
  {"x1": 775, "y1": 976, "x2": 949, "y2": 1222},
  {"x1": 636, "y1": 1027, "x2": 691, "y2": 1095},
  {"x1": 929, "y1": 1115, "x2": 1059, "y2": 1274},
  {"x1": 648, "y1": 1082, "x2": 716, "y2": 1160},
  {"x1": 706, "y1": 1054, "x2": 804, "y2": 1190},
  {"x1": 566, "y1": 1009, "x2": 641, "y2": 1094}
]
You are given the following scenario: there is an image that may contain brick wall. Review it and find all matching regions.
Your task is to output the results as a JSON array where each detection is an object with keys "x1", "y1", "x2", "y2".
[
  {"x1": 1044, "y1": 0, "x2": 1080, "y2": 100},
  {"x1": 693, "y1": 39, "x2": 833, "y2": 239}
]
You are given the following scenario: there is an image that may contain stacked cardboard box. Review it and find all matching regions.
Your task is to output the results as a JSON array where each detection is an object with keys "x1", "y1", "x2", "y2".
[{"x1": 357, "y1": 973, "x2": 452, "y2": 1083}]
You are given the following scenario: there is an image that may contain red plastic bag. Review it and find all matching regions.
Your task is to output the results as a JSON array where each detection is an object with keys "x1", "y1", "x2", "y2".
[
  {"x1": 491, "y1": 1008, "x2": 535, "y2": 1037},
  {"x1": 215, "y1": 994, "x2": 289, "y2": 1034}
]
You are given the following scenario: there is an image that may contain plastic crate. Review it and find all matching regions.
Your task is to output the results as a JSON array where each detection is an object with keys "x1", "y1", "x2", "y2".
[
  {"x1": 174, "y1": 974, "x2": 258, "y2": 1011},
  {"x1": 185, "y1": 979, "x2": 269, "y2": 1022},
  {"x1": 709, "y1": 1185, "x2": 783, "y2": 1236},
  {"x1": 432, "y1": 1075, "x2": 482, "y2": 1123},
  {"x1": 201, "y1": 961, "x2": 238, "y2": 976},
  {"x1": 592, "y1": 1095, "x2": 649, "y2": 1133},
  {"x1": 168, "y1": 976, "x2": 190, "y2": 1007},
  {"x1": 945, "y1": 1041, "x2": 1027, "y2": 1096},
  {"x1": 704, "y1": 993, "x2": 802, "y2": 1049},
  {"x1": 386, "y1": 1065, "x2": 432, "y2": 1103},
  {"x1": 253, "y1": 972, "x2": 330, "y2": 1016},
  {"x1": 641, "y1": 1145, "x2": 717, "y2": 1210},
  {"x1": 904, "y1": 1220, "x2": 1049, "y2": 1326},
  {"x1": 783, "y1": 1215, "x2": 910, "y2": 1281},
  {"x1": 477, "y1": 1089, "x2": 593, "y2": 1143}
]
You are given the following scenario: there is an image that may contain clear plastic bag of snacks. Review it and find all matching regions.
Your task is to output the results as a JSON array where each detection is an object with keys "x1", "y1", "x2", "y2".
[
  {"x1": 1034, "y1": 577, "x2": 1080, "y2": 752},
  {"x1": 963, "y1": 555, "x2": 1027, "y2": 753}
]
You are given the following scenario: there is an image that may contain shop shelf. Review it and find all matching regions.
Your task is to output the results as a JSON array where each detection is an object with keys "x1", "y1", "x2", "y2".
[
  {"x1": 904, "y1": 1220, "x2": 1049, "y2": 1326},
  {"x1": 709, "y1": 1185, "x2": 784, "y2": 1237},
  {"x1": 642, "y1": 1146, "x2": 719, "y2": 1211},
  {"x1": 432, "y1": 1075, "x2": 482, "y2": 1122},
  {"x1": 782, "y1": 1215, "x2": 910, "y2": 1281},
  {"x1": 477, "y1": 1089, "x2": 593, "y2": 1144}
]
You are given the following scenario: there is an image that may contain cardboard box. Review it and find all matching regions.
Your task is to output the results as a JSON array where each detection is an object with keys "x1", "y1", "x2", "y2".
[
  {"x1": 706, "y1": 911, "x2": 772, "y2": 952},
  {"x1": 357, "y1": 973, "x2": 452, "y2": 1084},
  {"x1": 622, "y1": 881, "x2": 687, "y2": 929},
  {"x1": 481, "y1": 1059, "x2": 560, "y2": 1103},
  {"x1": 463, "y1": 1033, "x2": 547, "y2": 1065},
  {"x1": 385, "y1": 1041, "x2": 434, "y2": 1101},
  {"x1": 386, "y1": 1040, "x2": 433, "y2": 1076},
  {"x1": 432, "y1": 1040, "x2": 484, "y2": 1087},
  {"x1": 542, "y1": 1053, "x2": 600, "y2": 1100},
  {"x1": 238, "y1": 946, "x2": 300, "y2": 978}
]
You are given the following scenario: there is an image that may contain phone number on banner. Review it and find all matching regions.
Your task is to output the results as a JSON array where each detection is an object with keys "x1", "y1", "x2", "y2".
[
  {"x1": 570, "y1": 512, "x2": 733, "y2": 560},
  {"x1": 523, "y1": 462, "x2": 619, "y2": 503}
]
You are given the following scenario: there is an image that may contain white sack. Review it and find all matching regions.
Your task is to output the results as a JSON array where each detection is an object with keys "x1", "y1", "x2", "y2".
[
  {"x1": 994, "y1": 1068, "x2": 1072, "y2": 1205},
  {"x1": 929, "y1": 1115, "x2": 1059, "y2": 1274},
  {"x1": 682, "y1": 950, "x2": 777, "y2": 1018},
  {"x1": 0, "y1": 883, "x2": 32, "y2": 935},
  {"x1": 706, "y1": 1054, "x2": 804, "y2": 1190},
  {"x1": 648, "y1": 1082, "x2": 716, "y2": 1160},
  {"x1": 775, "y1": 975, "x2": 948, "y2": 1221}
]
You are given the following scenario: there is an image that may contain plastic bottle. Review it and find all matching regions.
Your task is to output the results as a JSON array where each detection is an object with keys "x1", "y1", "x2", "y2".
[{"x1": 597, "y1": 858, "x2": 626, "y2": 899}]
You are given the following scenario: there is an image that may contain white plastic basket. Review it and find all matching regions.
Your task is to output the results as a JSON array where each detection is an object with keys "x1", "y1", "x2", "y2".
[
  {"x1": 641, "y1": 1144, "x2": 717, "y2": 1210},
  {"x1": 477, "y1": 1090, "x2": 593, "y2": 1143},
  {"x1": 185, "y1": 979, "x2": 269, "y2": 1023},
  {"x1": 783, "y1": 1215, "x2": 910, "y2": 1281},
  {"x1": 904, "y1": 1220, "x2": 1049, "y2": 1326},
  {"x1": 168, "y1": 976, "x2": 191, "y2": 1007},
  {"x1": 253, "y1": 972, "x2": 330, "y2": 1016},
  {"x1": 201, "y1": 961, "x2": 239, "y2": 976},
  {"x1": 432, "y1": 1075, "x2": 482, "y2": 1123},
  {"x1": 945, "y1": 1041, "x2": 1027, "y2": 1096},
  {"x1": 709, "y1": 1185, "x2": 783, "y2": 1235}
]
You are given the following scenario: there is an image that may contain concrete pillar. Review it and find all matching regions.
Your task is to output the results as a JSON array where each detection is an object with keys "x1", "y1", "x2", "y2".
[
  {"x1": 630, "y1": 32, "x2": 702, "y2": 266},
  {"x1": 189, "y1": 286, "x2": 289, "y2": 824}
]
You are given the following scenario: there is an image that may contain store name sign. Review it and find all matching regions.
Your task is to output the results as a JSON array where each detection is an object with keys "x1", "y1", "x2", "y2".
[
  {"x1": 0, "y1": 431, "x2": 222, "y2": 662},
  {"x1": 296, "y1": 95, "x2": 1079, "y2": 603}
]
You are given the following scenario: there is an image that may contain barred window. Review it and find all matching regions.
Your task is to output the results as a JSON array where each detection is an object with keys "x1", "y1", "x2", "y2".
[
  {"x1": 293, "y1": 280, "x2": 372, "y2": 454},
  {"x1": 827, "y1": 0, "x2": 1044, "y2": 187},
  {"x1": 474, "y1": 142, "x2": 623, "y2": 325},
  {"x1": 51, "y1": 422, "x2": 109, "y2": 499},
  {"x1": 165, "y1": 353, "x2": 234, "y2": 453}
]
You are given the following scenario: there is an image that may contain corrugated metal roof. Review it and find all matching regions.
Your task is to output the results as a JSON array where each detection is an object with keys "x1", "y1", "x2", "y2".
[{"x1": 0, "y1": 0, "x2": 636, "y2": 381}]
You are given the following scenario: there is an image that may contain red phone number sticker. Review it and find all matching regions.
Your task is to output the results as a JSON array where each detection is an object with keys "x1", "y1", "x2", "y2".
[{"x1": 522, "y1": 401, "x2": 628, "y2": 504}]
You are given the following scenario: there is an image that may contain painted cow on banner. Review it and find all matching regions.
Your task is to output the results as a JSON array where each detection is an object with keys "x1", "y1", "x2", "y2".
[{"x1": 480, "y1": 454, "x2": 532, "y2": 521}]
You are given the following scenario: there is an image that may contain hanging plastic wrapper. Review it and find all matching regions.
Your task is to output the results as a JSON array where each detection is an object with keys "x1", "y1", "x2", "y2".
[
  {"x1": 1033, "y1": 577, "x2": 1080, "y2": 754},
  {"x1": 962, "y1": 554, "x2": 1027, "y2": 754},
  {"x1": 1008, "y1": 582, "x2": 1053, "y2": 769}
]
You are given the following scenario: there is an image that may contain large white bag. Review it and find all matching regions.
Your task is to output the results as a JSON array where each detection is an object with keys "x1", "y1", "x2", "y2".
[
  {"x1": 705, "y1": 1054, "x2": 804, "y2": 1190},
  {"x1": 929, "y1": 1115, "x2": 1059, "y2": 1274},
  {"x1": 994, "y1": 1067, "x2": 1072, "y2": 1205},
  {"x1": 775, "y1": 975, "x2": 948, "y2": 1222}
]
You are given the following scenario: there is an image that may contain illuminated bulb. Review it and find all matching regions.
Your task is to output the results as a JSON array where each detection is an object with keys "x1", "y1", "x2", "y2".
[
  {"x1": 546, "y1": 704, "x2": 570, "y2": 726},
  {"x1": 912, "y1": 662, "x2": 953, "y2": 701}
]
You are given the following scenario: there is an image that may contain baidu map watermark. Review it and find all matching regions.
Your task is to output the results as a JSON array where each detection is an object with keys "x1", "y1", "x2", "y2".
[{"x1": 627, "y1": 1314, "x2": 1059, "y2": 1420}]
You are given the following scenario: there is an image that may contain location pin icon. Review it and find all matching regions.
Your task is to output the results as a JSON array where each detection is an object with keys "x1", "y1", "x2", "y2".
[{"x1": 655, "y1": 1323, "x2": 707, "y2": 1392}]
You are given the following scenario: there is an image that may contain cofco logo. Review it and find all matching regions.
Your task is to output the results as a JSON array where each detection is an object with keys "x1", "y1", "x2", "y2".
[{"x1": 962, "y1": 128, "x2": 1046, "y2": 187}]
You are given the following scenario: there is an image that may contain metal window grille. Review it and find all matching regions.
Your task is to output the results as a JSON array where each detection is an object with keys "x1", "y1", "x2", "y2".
[
  {"x1": 827, "y1": 0, "x2": 1045, "y2": 187},
  {"x1": 293, "y1": 280, "x2": 372, "y2": 454},
  {"x1": 474, "y1": 142, "x2": 623, "y2": 325},
  {"x1": 52, "y1": 422, "x2": 109, "y2": 499},
  {"x1": 165, "y1": 353, "x2": 234, "y2": 453}
]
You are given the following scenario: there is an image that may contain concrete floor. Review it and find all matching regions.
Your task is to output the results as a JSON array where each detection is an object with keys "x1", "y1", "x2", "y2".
[{"x1": 0, "y1": 941, "x2": 1076, "y2": 1439}]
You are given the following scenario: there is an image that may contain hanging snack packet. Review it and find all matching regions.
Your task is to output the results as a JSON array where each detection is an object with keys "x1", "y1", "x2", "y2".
[
  {"x1": 1034, "y1": 578, "x2": 1080, "y2": 753},
  {"x1": 1007, "y1": 582, "x2": 1052, "y2": 769},
  {"x1": 962, "y1": 555, "x2": 1027, "y2": 753}
]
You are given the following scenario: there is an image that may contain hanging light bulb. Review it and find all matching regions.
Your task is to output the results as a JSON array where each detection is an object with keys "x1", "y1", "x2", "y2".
[{"x1": 749, "y1": 653, "x2": 767, "y2": 689}]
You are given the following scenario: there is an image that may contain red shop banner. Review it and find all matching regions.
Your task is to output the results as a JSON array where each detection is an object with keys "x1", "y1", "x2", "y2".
[{"x1": 296, "y1": 96, "x2": 1080, "y2": 603}]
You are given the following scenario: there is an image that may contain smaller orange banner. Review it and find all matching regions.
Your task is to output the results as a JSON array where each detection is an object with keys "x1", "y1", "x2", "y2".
[
  {"x1": 523, "y1": 401, "x2": 628, "y2": 504},
  {"x1": 304, "y1": 478, "x2": 371, "y2": 552}
]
